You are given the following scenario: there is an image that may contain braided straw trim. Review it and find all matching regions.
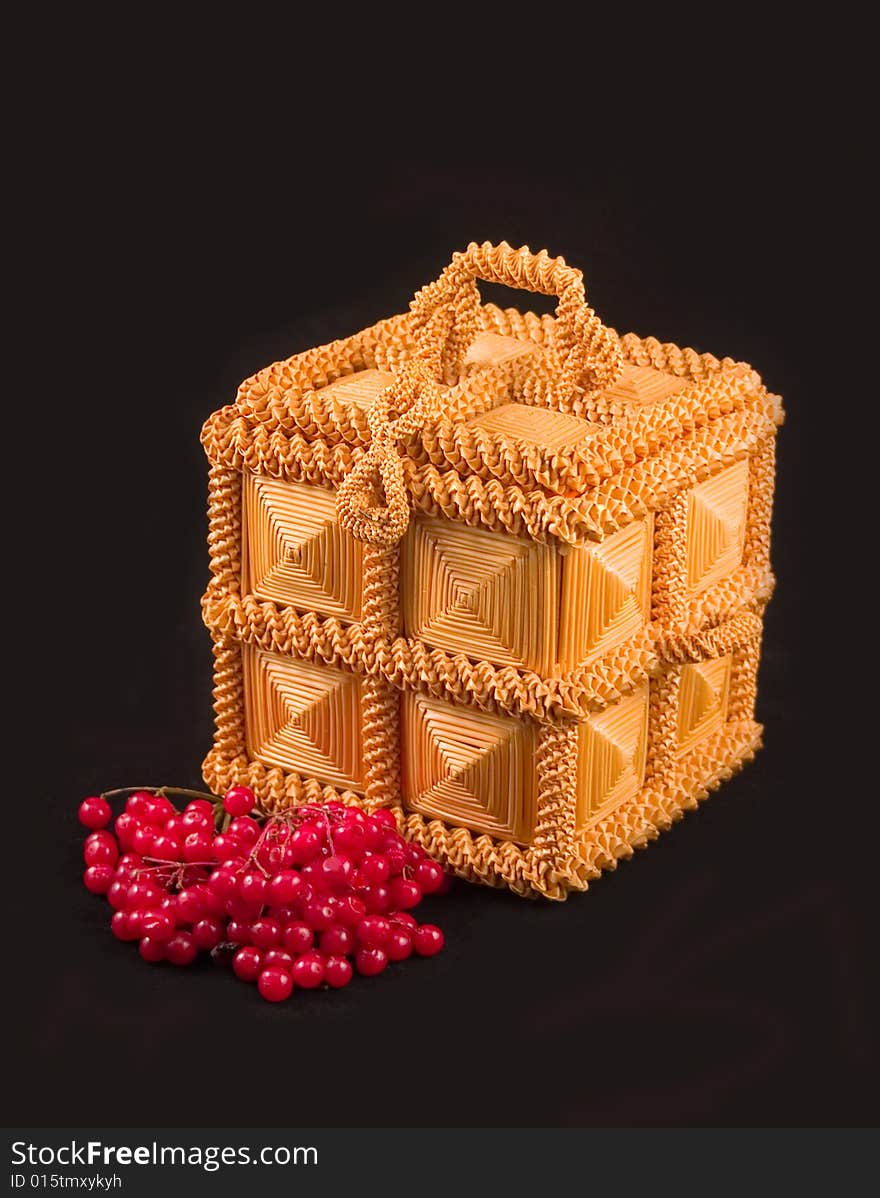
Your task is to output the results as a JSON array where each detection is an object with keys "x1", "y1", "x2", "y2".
[
  {"x1": 204, "y1": 715, "x2": 761, "y2": 900},
  {"x1": 209, "y1": 343, "x2": 771, "y2": 504},
  {"x1": 201, "y1": 578, "x2": 765, "y2": 725},
  {"x1": 233, "y1": 308, "x2": 746, "y2": 439},
  {"x1": 400, "y1": 718, "x2": 762, "y2": 899},
  {"x1": 656, "y1": 611, "x2": 762, "y2": 664},
  {"x1": 202, "y1": 400, "x2": 774, "y2": 550}
]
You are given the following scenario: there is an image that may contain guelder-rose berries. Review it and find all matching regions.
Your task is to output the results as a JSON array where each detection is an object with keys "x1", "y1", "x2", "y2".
[
  {"x1": 292, "y1": 951, "x2": 325, "y2": 989},
  {"x1": 80, "y1": 790, "x2": 447, "y2": 1001},
  {"x1": 165, "y1": 932, "x2": 198, "y2": 966},
  {"x1": 258, "y1": 966, "x2": 293, "y2": 1002},
  {"x1": 355, "y1": 947, "x2": 388, "y2": 976},
  {"x1": 78, "y1": 796, "x2": 112, "y2": 830},
  {"x1": 83, "y1": 865, "x2": 114, "y2": 895},
  {"x1": 223, "y1": 785, "x2": 255, "y2": 817},
  {"x1": 324, "y1": 955, "x2": 353, "y2": 988},
  {"x1": 233, "y1": 946, "x2": 264, "y2": 982},
  {"x1": 413, "y1": 924, "x2": 444, "y2": 957}
]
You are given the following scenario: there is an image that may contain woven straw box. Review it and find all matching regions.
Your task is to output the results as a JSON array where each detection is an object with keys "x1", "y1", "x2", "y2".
[{"x1": 200, "y1": 242, "x2": 782, "y2": 899}]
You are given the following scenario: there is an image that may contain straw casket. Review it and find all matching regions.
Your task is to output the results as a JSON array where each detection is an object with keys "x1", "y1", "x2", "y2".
[{"x1": 200, "y1": 242, "x2": 782, "y2": 898}]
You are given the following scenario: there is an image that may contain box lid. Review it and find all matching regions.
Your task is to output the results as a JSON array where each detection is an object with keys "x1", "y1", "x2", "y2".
[{"x1": 204, "y1": 244, "x2": 780, "y2": 547}]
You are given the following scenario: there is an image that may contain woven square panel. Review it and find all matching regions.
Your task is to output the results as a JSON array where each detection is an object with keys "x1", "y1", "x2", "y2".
[
  {"x1": 243, "y1": 645, "x2": 364, "y2": 790},
  {"x1": 243, "y1": 473, "x2": 363, "y2": 621},
  {"x1": 401, "y1": 516, "x2": 560, "y2": 675},
  {"x1": 686, "y1": 459, "x2": 750, "y2": 596},
  {"x1": 676, "y1": 656, "x2": 732, "y2": 755},
  {"x1": 576, "y1": 686, "x2": 649, "y2": 828},
  {"x1": 558, "y1": 518, "x2": 652, "y2": 669},
  {"x1": 401, "y1": 691, "x2": 538, "y2": 844}
]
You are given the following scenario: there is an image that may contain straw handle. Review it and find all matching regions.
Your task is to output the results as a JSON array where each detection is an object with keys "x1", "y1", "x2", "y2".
[{"x1": 409, "y1": 240, "x2": 624, "y2": 400}]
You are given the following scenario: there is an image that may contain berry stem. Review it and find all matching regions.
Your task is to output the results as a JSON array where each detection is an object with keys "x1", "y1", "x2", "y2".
[{"x1": 99, "y1": 785, "x2": 223, "y2": 804}]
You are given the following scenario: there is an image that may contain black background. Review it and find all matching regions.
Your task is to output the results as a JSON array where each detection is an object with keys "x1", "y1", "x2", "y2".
[{"x1": 7, "y1": 26, "x2": 874, "y2": 1129}]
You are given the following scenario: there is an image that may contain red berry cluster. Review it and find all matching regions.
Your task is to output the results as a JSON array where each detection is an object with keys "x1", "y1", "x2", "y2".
[{"x1": 78, "y1": 787, "x2": 447, "y2": 1002}]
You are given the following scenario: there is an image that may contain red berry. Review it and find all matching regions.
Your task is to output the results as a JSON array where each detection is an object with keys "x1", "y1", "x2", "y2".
[
  {"x1": 390, "y1": 878, "x2": 421, "y2": 910},
  {"x1": 228, "y1": 816, "x2": 261, "y2": 846},
  {"x1": 114, "y1": 812, "x2": 138, "y2": 850},
  {"x1": 185, "y1": 798, "x2": 215, "y2": 817},
  {"x1": 292, "y1": 951, "x2": 325, "y2": 989},
  {"x1": 154, "y1": 795, "x2": 177, "y2": 821},
  {"x1": 357, "y1": 916, "x2": 392, "y2": 948},
  {"x1": 226, "y1": 919, "x2": 252, "y2": 945},
  {"x1": 125, "y1": 791, "x2": 154, "y2": 818},
  {"x1": 141, "y1": 798, "x2": 167, "y2": 827},
  {"x1": 250, "y1": 918, "x2": 282, "y2": 949},
  {"x1": 132, "y1": 826, "x2": 156, "y2": 855},
  {"x1": 107, "y1": 879, "x2": 130, "y2": 910},
  {"x1": 262, "y1": 842, "x2": 294, "y2": 873},
  {"x1": 414, "y1": 859, "x2": 445, "y2": 894},
  {"x1": 355, "y1": 947, "x2": 387, "y2": 976},
  {"x1": 125, "y1": 881, "x2": 163, "y2": 910},
  {"x1": 385, "y1": 928, "x2": 413, "y2": 962},
  {"x1": 334, "y1": 895, "x2": 367, "y2": 928},
  {"x1": 208, "y1": 866, "x2": 240, "y2": 901},
  {"x1": 174, "y1": 886, "x2": 204, "y2": 924},
  {"x1": 84, "y1": 838, "x2": 118, "y2": 868},
  {"x1": 85, "y1": 828, "x2": 115, "y2": 846},
  {"x1": 138, "y1": 936, "x2": 167, "y2": 963},
  {"x1": 126, "y1": 908, "x2": 148, "y2": 937},
  {"x1": 385, "y1": 845, "x2": 407, "y2": 876},
  {"x1": 151, "y1": 833, "x2": 182, "y2": 861},
  {"x1": 268, "y1": 870, "x2": 304, "y2": 906},
  {"x1": 115, "y1": 852, "x2": 143, "y2": 878},
  {"x1": 372, "y1": 809, "x2": 397, "y2": 830},
  {"x1": 263, "y1": 948, "x2": 294, "y2": 971},
  {"x1": 281, "y1": 921, "x2": 313, "y2": 955},
  {"x1": 258, "y1": 965, "x2": 293, "y2": 1002},
  {"x1": 192, "y1": 918, "x2": 223, "y2": 950},
  {"x1": 413, "y1": 924, "x2": 444, "y2": 957},
  {"x1": 232, "y1": 946, "x2": 263, "y2": 982},
  {"x1": 110, "y1": 911, "x2": 138, "y2": 941},
  {"x1": 320, "y1": 854, "x2": 354, "y2": 892},
  {"x1": 83, "y1": 865, "x2": 114, "y2": 895},
  {"x1": 360, "y1": 854, "x2": 390, "y2": 885},
  {"x1": 223, "y1": 785, "x2": 255, "y2": 817},
  {"x1": 194, "y1": 884, "x2": 225, "y2": 918},
  {"x1": 361, "y1": 884, "x2": 392, "y2": 915},
  {"x1": 299, "y1": 861, "x2": 323, "y2": 887},
  {"x1": 390, "y1": 911, "x2": 418, "y2": 931},
  {"x1": 182, "y1": 832, "x2": 212, "y2": 863},
  {"x1": 139, "y1": 910, "x2": 176, "y2": 941},
  {"x1": 324, "y1": 955, "x2": 353, "y2": 988},
  {"x1": 165, "y1": 931, "x2": 198, "y2": 966},
  {"x1": 320, "y1": 924, "x2": 354, "y2": 956},
  {"x1": 363, "y1": 819, "x2": 385, "y2": 851},
  {"x1": 79, "y1": 796, "x2": 112, "y2": 830},
  {"x1": 212, "y1": 834, "x2": 243, "y2": 863},
  {"x1": 288, "y1": 827, "x2": 321, "y2": 865},
  {"x1": 181, "y1": 808, "x2": 212, "y2": 833},
  {"x1": 333, "y1": 823, "x2": 367, "y2": 860},
  {"x1": 303, "y1": 899, "x2": 335, "y2": 932},
  {"x1": 238, "y1": 871, "x2": 268, "y2": 905}
]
